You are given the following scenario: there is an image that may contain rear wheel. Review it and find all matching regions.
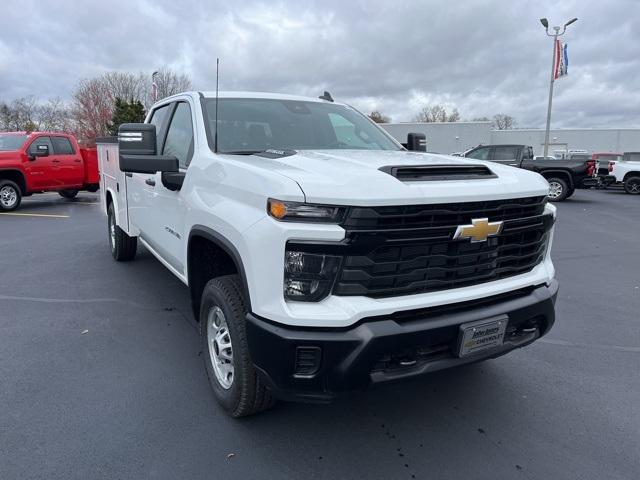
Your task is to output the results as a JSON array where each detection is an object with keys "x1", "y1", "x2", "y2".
[
  {"x1": 0, "y1": 180, "x2": 21, "y2": 211},
  {"x1": 547, "y1": 177, "x2": 569, "y2": 202},
  {"x1": 59, "y1": 189, "x2": 78, "y2": 199},
  {"x1": 200, "y1": 275, "x2": 274, "y2": 417},
  {"x1": 565, "y1": 186, "x2": 576, "y2": 199},
  {"x1": 623, "y1": 176, "x2": 640, "y2": 195},
  {"x1": 107, "y1": 202, "x2": 137, "y2": 261}
]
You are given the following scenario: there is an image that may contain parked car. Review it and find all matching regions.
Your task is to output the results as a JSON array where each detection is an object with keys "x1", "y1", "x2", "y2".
[
  {"x1": 98, "y1": 91, "x2": 558, "y2": 417},
  {"x1": 592, "y1": 152, "x2": 622, "y2": 188},
  {"x1": 463, "y1": 144, "x2": 597, "y2": 201},
  {"x1": 0, "y1": 132, "x2": 99, "y2": 211},
  {"x1": 607, "y1": 152, "x2": 640, "y2": 194}
]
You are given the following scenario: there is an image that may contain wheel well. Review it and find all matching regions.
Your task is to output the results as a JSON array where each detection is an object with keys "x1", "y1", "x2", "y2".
[
  {"x1": 541, "y1": 171, "x2": 572, "y2": 187},
  {"x1": 623, "y1": 171, "x2": 640, "y2": 181},
  {"x1": 106, "y1": 190, "x2": 113, "y2": 210},
  {"x1": 0, "y1": 170, "x2": 27, "y2": 194},
  {"x1": 188, "y1": 235, "x2": 239, "y2": 321}
]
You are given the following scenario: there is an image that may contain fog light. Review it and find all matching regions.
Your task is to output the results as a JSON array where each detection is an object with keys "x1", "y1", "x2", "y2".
[{"x1": 284, "y1": 251, "x2": 341, "y2": 302}]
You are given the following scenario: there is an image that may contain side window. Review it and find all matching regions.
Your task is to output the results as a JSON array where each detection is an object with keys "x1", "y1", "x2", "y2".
[
  {"x1": 28, "y1": 136, "x2": 53, "y2": 155},
  {"x1": 149, "y1": 104, "x2": 172, "y2": 151},
  {"x1": 493, "y1": 146, "x2": 518, "y2": 160},
  {"x1": 162, "y1": 102, "x2": 194, "y2": 168},
  {"x1": 51, "y1": 136, "x2": 75, "y2": 155},
  {"x1": 467, "y1": 147, "x2": 489, "y2": 160}
]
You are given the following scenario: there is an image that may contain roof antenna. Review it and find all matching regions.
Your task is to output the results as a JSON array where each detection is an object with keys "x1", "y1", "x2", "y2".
[
  {"x1": 214, "y1": 58, "x2": 220, "y2": 153},
  {"x1": 319, "y1": 91, "x2": 334, "y2": 102}
]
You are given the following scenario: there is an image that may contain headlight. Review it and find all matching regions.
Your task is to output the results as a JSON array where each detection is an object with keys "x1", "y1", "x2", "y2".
[
  {"x1": 268, "y1": 199, "x2": 345, "y2": 223},
  {"x1": 284, "y1": 251, "x2": 341, "y2": 301}
]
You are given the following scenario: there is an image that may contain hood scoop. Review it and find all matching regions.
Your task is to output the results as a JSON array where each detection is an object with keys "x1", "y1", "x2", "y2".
[{"x1": 379, "y1": 164, "x2": 497, "y2": 182}]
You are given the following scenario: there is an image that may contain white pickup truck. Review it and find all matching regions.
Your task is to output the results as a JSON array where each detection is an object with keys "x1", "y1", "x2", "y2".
[
  {"x1": 607, "y1": 152, "x2": 640, "y2": 194},
  {"x1": 98, "y1": 91, "x2": 558, "y2": 417}
]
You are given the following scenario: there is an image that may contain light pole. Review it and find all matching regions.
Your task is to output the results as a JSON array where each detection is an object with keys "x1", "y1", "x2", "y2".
[{"x1": 540, "y1": 17, "x2": 577, "y2": 158}]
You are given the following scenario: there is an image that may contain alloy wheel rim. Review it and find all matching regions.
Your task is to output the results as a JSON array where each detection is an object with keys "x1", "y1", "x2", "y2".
[
  {"x1": 109, "y1": 214, "x2": 116, "y2": 251},
  {"x1": 0, "y1": 186, "x2": 17, "y2": 208},
  {"x1": 207, "y1": 306, "x2": 234, "y2": 389},
  {"x1": 629, "y1": 181, "x2": 640, "y2": 193},
  {"x1": 548, "y1": 181, "x2": 563, "y2": 199}
]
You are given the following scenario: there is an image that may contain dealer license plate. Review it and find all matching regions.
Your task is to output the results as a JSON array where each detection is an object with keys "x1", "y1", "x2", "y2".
[{"x1": 457, "y1": 316, "x2": 508, "y2": 357}]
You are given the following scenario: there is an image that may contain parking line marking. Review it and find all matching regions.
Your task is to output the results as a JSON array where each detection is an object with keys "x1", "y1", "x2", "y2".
[{"x1": 0, "y1": 212, "x2": 69, "y2": 218}]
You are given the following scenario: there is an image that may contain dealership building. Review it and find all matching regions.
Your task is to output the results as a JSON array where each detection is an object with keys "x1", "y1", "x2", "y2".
[{"x1": 381, "y1": 121, "x2": 640, "y2": 156}]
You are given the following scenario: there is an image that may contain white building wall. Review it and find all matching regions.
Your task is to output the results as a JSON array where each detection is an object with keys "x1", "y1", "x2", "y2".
[
  {"x1": 490, "y1": 129, "x2": 640, "y2": 155},
  {"x1": 381, "y1": 122, "x2": 640, "y2": 156},
  {"x1": 381, "y1": 122, "x2": 492, "y2": 154}
]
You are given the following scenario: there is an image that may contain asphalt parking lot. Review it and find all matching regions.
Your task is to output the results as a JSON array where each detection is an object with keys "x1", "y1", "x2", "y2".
[{"x1": 1, "y1": 189, "x2": 639, "y2": 480}]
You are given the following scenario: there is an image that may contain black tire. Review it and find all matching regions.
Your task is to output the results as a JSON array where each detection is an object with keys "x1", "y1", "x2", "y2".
[
  {"x1": 565, "y1": 186, "x2": 576, "y2": 199},
  {"x1": 59, "y1": 189, "x2": 79, "y2": 199},
  {"x1": 547, "y1": 177, "x2": 569, "y2": 202},
  {"x1": 200, "y1": 275, "x2": 274, "y2": 417},
  {"x1": 0, "y1": 179, "x2": 22, "y2": 212},
  {"x1": 107, "y1": 202, "x2": 137, "y2": 261},
  {"x1": 623, "y1": 176, "x2": 640, "y2": 195}
]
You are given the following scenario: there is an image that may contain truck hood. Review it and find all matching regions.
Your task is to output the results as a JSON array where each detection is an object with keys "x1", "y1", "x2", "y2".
[{"x1": 230, "y1": 149, "x2": 550, "y2": 205}]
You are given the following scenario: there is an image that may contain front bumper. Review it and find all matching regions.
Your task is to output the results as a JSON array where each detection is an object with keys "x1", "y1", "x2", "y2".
[{"x1": 246, "y1": 280, "x2": 559, "y2": 402}]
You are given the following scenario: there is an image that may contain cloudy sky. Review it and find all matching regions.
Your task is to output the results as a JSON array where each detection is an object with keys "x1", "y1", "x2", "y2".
[{"x1": 1, "y1": 0, "x2": 638, "y2": 127}]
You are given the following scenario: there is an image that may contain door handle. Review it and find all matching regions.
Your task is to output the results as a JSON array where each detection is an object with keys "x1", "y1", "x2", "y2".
[
  {"x1": 74, "y1": 159, "x2": 81, "y2": 163},
  {"x1": 145, "y1": 178, "x2": 156, "y2": 187},
  {"x1": 52, "y1": 160, "x2": 61, "y2": 163}
]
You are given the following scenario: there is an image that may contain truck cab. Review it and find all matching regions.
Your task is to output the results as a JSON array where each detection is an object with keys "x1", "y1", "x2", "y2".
[
  {"x1": 608, "y1": 152, "x2": 640, "y2": 194},
  {"x1": 98, "y1": 91, "x2": 558, "y2": 417},
  {"x1": 0, "y1": 132, "x2": 99, "y2": 211}
]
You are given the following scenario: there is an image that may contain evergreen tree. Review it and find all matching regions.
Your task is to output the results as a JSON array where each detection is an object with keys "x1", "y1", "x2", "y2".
[{"x1": 108, "y1": 97, "x2": 146, "y2": 136}]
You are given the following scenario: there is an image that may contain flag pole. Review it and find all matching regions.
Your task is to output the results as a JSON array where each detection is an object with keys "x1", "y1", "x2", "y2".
[
  {"x1": 540, "y1": 17, "x2": 577, "y2": 158},
  {"x1": 543, "y1": 29, "x2": 559, "y2": 158}
]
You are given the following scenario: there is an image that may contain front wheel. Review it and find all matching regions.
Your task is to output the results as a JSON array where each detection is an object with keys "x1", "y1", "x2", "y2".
[
  {"x1": 200, "y1": 275, "x2": 274, "y2": 417},
  {"x1": 0, "y1": 180, "x2": 22, "y2": 211},
  {"x1": 59, "y1": 190, "x2": 78, "y2": 199},
  {"x1": 547, "y1": 177, "x2": 569, "y2": 202},
  {"x1": 623, "y1": 176, "x2": 640, "y2": 195},
  {"x1": 107, "y1": 203, "x2": 137, "y2": 261}
]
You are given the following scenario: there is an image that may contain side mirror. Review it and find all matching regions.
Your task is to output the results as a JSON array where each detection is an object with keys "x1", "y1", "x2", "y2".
[
  {"x1": 406, "y1": 133, "x2": 427, "y2": 152},
  {"x1": 118, "y1": 123, "x2": 157, "y2": 156},
  {"x1": 118, "y1": 123, "x2": 179, "y2": 174},
  {"x1": 29, "y1": 144, "x2": 49, "y2": 160}
]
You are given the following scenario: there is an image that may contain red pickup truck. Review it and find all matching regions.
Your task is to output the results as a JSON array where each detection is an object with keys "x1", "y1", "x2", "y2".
[{"x1": 0, "y1": 132, "x2": 99, "y2": 211}]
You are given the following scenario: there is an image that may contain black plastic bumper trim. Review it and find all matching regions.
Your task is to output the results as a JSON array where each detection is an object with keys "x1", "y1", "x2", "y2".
[{"x1": 245, "y1": 280, "x2": 559, "y2": 402}]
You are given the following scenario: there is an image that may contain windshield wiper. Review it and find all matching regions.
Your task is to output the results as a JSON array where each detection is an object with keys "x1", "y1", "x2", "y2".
[
  {"x1": 222, "y1": 149, "x2": 297, "y2": 158},
  {"x1": 221, "y1": 150, "x2": 264, "y2": 155}
]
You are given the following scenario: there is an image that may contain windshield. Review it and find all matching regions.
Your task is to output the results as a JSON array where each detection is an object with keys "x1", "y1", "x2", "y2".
[
  {"x1": 203, "y1": 98, "x2": 401, "y2": 154},
  {"x1": 0, "y1": 134, "x2": 28, "y2": 151}
]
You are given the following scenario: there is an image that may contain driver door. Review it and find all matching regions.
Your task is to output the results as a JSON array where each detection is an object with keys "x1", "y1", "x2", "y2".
[{"x1": 24, "y1": 136, "x2": 58, "y2": 189}]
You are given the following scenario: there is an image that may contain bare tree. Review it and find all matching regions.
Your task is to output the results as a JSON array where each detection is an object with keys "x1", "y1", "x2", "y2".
[
  {"x1": 368, "y1": 111, "x2": 390, "y2": 123},
  {"x1": 72, "y1": 77, "x2": 113, "y2": 142},
  {"x1": 38, "y1": 97, "x2": 74, "y2": 132},
  {"x1": 71, "y1": 68, "x2": 192, "y2": 142},
  {"x1": 493, "y1": 114, "x2": 516, "y2": 130},
  {"x1": 144, "y1": 67, "x2": 192, "y2": 108},
  {"x1": 103, "y1": 72, "x2": 147, "y2": 104},
  {"x1": 412, "y1": 104, "x2": 460, "y2": 123},
  {"x1": 0, "y1": 96, "x2": 40, "y2": 131}
]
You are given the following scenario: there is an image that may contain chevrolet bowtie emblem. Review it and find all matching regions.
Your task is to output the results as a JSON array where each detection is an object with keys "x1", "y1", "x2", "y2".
[{"x1": 453, "y1": 218, "x2": 504, "y2": 242}]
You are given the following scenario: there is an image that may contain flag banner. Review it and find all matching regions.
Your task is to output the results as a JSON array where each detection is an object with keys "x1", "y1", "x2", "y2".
[{"x1": 554, "y1": 40, "x2": 569, "y2": 79}]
